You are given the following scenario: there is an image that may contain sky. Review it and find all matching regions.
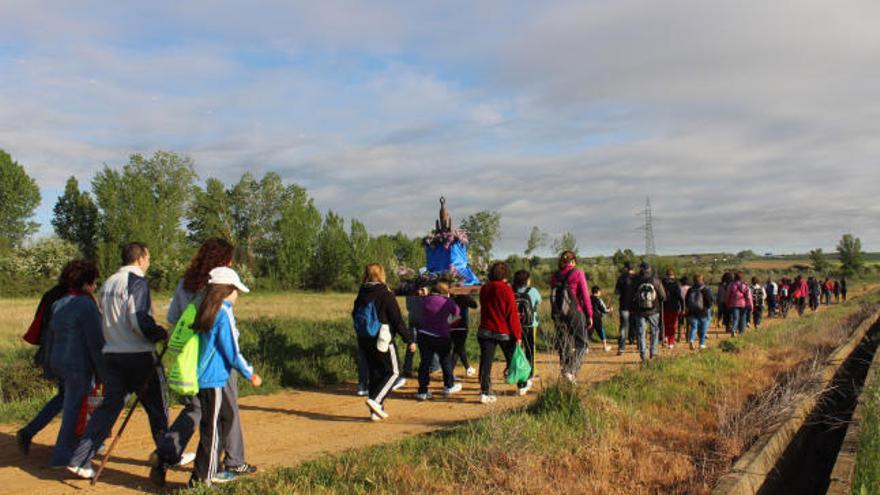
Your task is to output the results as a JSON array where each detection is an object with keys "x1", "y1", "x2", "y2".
[{"x1": 1, "y1": 0, "x2": 878, "y2": 257}]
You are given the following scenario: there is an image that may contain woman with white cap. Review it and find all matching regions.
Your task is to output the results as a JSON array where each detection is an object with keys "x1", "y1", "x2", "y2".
[{"x1": 189, "y1": 267, "x2": 262, "y2": 487}]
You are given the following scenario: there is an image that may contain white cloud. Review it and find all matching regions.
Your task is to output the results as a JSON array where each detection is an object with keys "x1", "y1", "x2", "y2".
[{"x1": 2, "y1": 1, "x2": 879, "y2": 256}]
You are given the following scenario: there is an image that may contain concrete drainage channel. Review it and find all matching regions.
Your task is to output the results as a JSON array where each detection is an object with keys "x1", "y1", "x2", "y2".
[{"x1": 712, "y1": 310, "x2": 880, "y2": 495}]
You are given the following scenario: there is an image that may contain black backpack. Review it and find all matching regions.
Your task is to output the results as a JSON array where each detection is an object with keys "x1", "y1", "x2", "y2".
[
  {"x1": 551, "y1": 269, "x2": 577, "y2": 321},
  {"x1": 515, "y1": 291, "x2": 535, "y2": 330},
  {"x1": 636, "y1": 281, "x2": 658, "y2": 311},
  {"x1": 686, "y1": 286, "x2": 705, "y2": 313}
]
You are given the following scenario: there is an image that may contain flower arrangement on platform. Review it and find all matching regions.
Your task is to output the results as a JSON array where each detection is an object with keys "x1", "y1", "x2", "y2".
[{"x1": 422, "y1": 228, "x2": 469, "y2": 249}]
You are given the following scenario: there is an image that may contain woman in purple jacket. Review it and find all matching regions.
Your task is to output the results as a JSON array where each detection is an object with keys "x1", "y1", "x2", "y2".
[{"x1": 415, "y1": 281, "x2": 462, "y2": 400}]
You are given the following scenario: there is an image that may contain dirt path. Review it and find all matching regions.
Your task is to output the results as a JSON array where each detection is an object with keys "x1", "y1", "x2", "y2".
[{"x1": 0, "y1": 298, "x2": 859, "y2": 495}]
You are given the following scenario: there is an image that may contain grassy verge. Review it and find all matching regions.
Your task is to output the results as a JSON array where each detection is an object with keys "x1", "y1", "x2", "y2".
[
  {"x1": 185, "y1": 292, "x2": 880, "y2": 495},
  {"x1": 852, "y1": 363, "x2": 880, "y2": 495}
]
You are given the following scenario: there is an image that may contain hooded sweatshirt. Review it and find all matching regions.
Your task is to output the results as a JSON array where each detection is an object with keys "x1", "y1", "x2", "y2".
[
  {"x1": 352, "y1": 282, "x2": 413, "y2": 344},
  {"x1": 197, "y1": 301, "x2": 254, "y2": 388}
]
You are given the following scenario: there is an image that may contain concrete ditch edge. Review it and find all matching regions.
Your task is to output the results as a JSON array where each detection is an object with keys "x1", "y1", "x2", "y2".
[
  {"x1": 711, "y1": 309, "x2": 880, "y2": 495},
  {"x1": 825, "y1": 327, "x2": 880, "y2": 495}
]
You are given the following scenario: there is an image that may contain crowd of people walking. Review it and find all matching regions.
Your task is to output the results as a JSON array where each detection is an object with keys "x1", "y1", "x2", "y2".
[{"x1": 15, "y1": 240, "x2": 851, "y2": 488}]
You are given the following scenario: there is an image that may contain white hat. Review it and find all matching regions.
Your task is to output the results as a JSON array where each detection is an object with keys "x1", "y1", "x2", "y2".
[{"x1": 208, "y1": 267, "x2": 250, "y2": 293}]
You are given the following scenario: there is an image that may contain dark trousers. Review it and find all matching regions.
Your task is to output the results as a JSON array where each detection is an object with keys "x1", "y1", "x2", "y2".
[
  {"x1": 417, "y1": 333, "x2": 454, "y2": 393},
  {"x1": 556, "y1": 312, "x2": 587, "y2": 376},
  {"x1": 47, "y1": 371, "x2": 92, "y2": 467},
  {"x1": 157, "y1": 372, "x2": 244, "y2": 468},
  {"x1": 358, "y1": 337, "x2": 399, "y2": 405},
  {"x1": 449, "y1": 329, "x2": 470, "y2": 370},
  {"x1": 403, "y1": 331, "x2": 439, "y2": 376},
  {"x1": 477, "y1": 336, "x2": 524, "y2": 394},
  {"x1": 69, "y1": 352, "x2": 168, "y2": 469},
  {"x1": 521, "y1": 325, "x2": 536, "y2": 378},
  {"x1": 194, "y1": 387, "x2": 234, "y2": 485}
]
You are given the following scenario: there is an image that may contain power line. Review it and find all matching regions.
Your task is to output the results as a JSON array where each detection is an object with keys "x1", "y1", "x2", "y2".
[{"x1": 637, "y1": 196, "x2": 656, "y2": 261}]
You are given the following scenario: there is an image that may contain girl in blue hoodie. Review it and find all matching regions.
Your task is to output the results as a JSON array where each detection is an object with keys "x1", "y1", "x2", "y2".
[{"x1": 190, "y1": 267, "x2": 261, "y2": 486}]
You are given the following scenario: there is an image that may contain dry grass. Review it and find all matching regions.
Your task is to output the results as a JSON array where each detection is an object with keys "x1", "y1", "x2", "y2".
[{"x1": 0, "y1": 299, "x2": 37, "y2": 347}]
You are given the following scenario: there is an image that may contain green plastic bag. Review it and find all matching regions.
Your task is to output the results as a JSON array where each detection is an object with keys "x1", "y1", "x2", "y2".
[
  {"x1": 506, "y1": 344, "x2": 532, "y2": 385},
  {"x1": 167, "y1": 303, "x2": 200, "y2": 395}
]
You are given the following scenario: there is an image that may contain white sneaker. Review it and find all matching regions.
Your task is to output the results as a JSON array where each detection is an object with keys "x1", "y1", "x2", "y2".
[
  {"x1": 699, "y1": 344, "x2": 707, "y2": 350},
  {"x1": 466, "y1": 367, "x2": 476, "y2": 377},
  {"x1": 563, "y1": 372, "x2": 576, "y2": 384},
  {"x1": 479, "y1": 394, "x2": 497, "y2": 404},
  {"x1": 67, "y1": 466, "x2": 95, "y2": 479},
  {"x1": 96, "y1": 443, "x2": 107, "y2": 456},
  {"x1": 415, "y1": 391, "x2": 433, "y2": 401},
  {"x1": 517, "y1": 379, "x2": 533, "y2": 396},
  {"x1": 604, "y1": 344, "x2": 611, "y2": 352},
  {"x1": 365, "y1": 398, "x2": 389, "y2": 419},
  {"x1": 370, "y1": 412, "x2": 382, "y2": 422},
  {"x1": 392, "y1": 377, "x2": 406, "y2": 391},
  {"x1": 177, "y1": 452, "x2": 196, "y2": 466},
  {"x1": 356, "y1": 388, "x2": 369, "y2": 397},
  {"x1": 443, "y1": 383, "x2": 462, "y2": 396}
]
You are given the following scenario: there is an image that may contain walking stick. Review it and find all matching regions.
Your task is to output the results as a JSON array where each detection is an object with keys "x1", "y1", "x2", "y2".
[{"x1": 91, "y1": 345, "x2": 168, "y2": 486}]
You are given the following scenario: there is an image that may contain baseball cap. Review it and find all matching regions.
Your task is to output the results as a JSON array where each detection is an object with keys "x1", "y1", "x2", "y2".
[{"x1": 208, "y1": 267, "x2": 250, "y2": 293}]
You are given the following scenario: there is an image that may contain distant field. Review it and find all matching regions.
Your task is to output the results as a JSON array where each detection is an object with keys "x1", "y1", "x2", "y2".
[
  {"x1": 0, "y1": 292, "x2": 358, "y2": 347},
  {"x1": 741, "y1": 258, "x2": 816, "y2": 270}
]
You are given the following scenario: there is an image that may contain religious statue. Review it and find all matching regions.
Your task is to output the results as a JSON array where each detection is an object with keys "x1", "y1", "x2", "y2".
[{"x1": 436, "y1": 196, "x2": 453, "y2": 233}]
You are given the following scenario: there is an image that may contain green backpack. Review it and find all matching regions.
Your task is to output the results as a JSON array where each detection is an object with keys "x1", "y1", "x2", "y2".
[{"x1": 167, "y1": 303, "x2": 200, "y2": 395}]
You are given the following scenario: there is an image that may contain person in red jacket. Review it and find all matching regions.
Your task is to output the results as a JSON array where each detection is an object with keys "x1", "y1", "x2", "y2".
[
  {"x1": 549, "y1": 251, "x2": 593, "y2": 382},
  {"x1": 477, "y1": 262, "x2": 527, "y2": 403}
]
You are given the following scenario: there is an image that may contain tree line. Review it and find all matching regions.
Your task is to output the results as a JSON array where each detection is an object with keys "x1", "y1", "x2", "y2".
[
  {"x1": 1, "y1": 149, "x2": 507, "y2": 292},
  {"x1": 0, "y1": 148, "x2": 869, "y2": 293}
]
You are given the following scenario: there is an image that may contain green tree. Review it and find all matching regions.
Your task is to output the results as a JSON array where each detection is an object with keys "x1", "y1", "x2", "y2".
[
  {"x1": 837, "y1": 233, "x2": 865, "y2": 276},
  {"x1": 0, "y1": 150, "x2": 41, "y2": 250},
  {"x1": 809, "y1": 248, "x2": 830, "y2": 273},
  {"x1": 229, "y1": 172, "x2": 291, "y2": 271},
  {"x1": 308, "y1": 211, "x2": 351, "y2": 290},
  {"x1": 52, "y1": 176, "x2": 99, "y2": 259},
  {"x1": 552, "y1": 232, "x2": 578, "y2": 255},
  {"x1": 524, "y1": 225, "x2": 548, "y2": 256},
  {"x1": 460, "y1": 210, "x2": 501, "y2": 267},
  {"x1": 388, "y1": 232, "x2": 425, "y2": 271},
  {"x1": 612, "y1": 248, "x2": 637, "y2": 269},
  {"x1": 272, "y1": 185, "x2": 322, "y2": 288},
  {"x1": 92, "y1": 151, "x2": 197, "y2": 277},
  {"x1": 349, "y1": 219, "x2": 370, "y2": 283},
  {"x1": 187, "y1": 178, "x2": 234, "y2": 243},
  {"x1": 736, "y1": 249, "x2": 756, "y2": 260}
]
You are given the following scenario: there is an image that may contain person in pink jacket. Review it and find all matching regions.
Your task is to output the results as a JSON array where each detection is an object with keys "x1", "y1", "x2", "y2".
[
  {"x1": 726, "y1": 272, "x2": 753, "y2": 336},
  {"x1": 549, "y1": 251, "x2": 593, "y2": 383}
]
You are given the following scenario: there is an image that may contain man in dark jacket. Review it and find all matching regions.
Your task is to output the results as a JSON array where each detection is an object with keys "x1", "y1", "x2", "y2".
[
  {"x1": 632, "y1": 262, "x2": 666, "y2": 363},
  {"x1": 614, "y1": 262, "x2": 637, "y2": 354}
]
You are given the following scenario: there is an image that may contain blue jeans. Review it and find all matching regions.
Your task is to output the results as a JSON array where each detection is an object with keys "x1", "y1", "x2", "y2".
[
  {"x1": 20, "y1": 383, "x2": 65, "y2": 440},
  {"x1": 636, "y1": 313, "x2": 661, "y2": 361},
  {"x1": 688, "y1": 316, "x2": 710, "y2": 347},
  {"x1": 730, "y1": 307, "x2": 748, "y2": 335},
  {"x1": 49, "y1": 370, "x2": 92, "y2": 467},
  {"x1": 618, "y1": 309, "x2": 633, "y2": 351}
]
